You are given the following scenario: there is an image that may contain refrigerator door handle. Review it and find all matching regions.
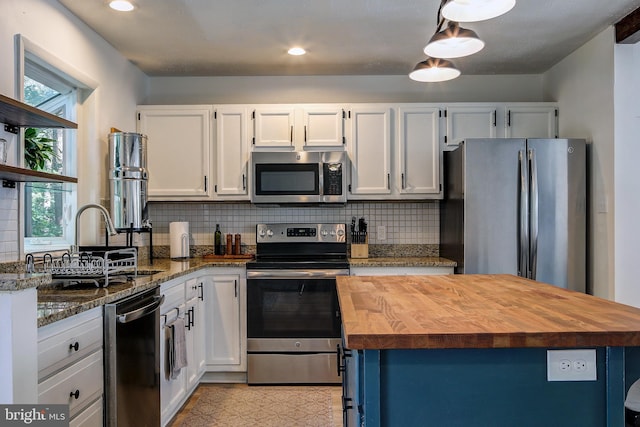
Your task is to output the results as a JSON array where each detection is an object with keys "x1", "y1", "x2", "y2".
[
  {"x1": 518, "y1": 150, "x2": 529, "y2": 278},
  {"x1": 529, "y1": 149, "x2": 538, "y2": 280}
]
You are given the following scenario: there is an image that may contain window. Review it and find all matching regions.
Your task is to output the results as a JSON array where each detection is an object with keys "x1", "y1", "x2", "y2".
[{"x1": 22, "y1": 61, "x2": 77, "y2": 254}]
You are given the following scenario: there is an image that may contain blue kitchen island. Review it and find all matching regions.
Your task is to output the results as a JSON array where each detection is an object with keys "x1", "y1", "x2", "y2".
[{"x1": 337, "y1": 274, "x2": 640, "y2": 427}]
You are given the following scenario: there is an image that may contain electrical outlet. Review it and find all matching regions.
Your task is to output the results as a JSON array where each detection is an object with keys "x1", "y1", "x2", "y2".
[
  {"x1": 377, "y1": 225, "x2": 386, "y2": 241},
  {"x1": 547, "y1": 349, "x2": 597, "y2": 381}
]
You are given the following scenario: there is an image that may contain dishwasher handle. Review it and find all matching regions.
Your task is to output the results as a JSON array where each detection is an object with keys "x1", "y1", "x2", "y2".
[{"x1": 117, "y1": 295, "x2": 165, "y2": 324}]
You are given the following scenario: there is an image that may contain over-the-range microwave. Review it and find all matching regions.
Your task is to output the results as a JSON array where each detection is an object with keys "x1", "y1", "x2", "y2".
[{"x1": 250, "y1": 151, "x2": 347, "y2": 204}]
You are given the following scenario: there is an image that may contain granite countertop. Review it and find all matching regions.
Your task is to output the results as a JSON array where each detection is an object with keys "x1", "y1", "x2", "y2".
[
  {"x1": 348, "y1": 256, "x2": 456, "y2": 267},
  {"x1": 337, "y1": 274, "x2": 640, "y2": 350},
  {"x1": 36, "y1": 257, "x2": 248, "y2": 327},
  {"x1": 0, "y1": 272, "x2": 51, "y2": 291}
]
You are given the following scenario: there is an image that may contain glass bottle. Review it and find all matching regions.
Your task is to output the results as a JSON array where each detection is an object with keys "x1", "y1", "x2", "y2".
[{"x1": 214, "y1": 224, "x2": 222, "y2": 255}]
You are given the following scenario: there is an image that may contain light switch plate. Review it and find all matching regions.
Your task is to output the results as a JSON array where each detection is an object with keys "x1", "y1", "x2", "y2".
[
  {"x1": 547, "y1": 349, "x2": 597, "y2": 381},
  {"x1": 377, "y1": 225, "x2": 386, "y2": 241}
]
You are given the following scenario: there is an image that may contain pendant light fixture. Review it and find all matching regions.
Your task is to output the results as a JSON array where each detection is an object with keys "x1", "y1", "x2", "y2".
[
  {"x1": 442, "y1": 0, "x2": 516, "y2": 23},
  {"x1": 409, "y1": 58, "x2": 461, "y2": 82},
  {"x1": 409, "y1": 0, "x2": 516, "y2": 83},
  {"x1": 424, "y1": 21, "x2": 485, "y2": 59}
]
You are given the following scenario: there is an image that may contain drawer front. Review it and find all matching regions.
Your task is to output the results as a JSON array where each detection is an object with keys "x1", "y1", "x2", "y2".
[
  {"x1": 70, "y1": 397, "x2": 103, "y2": 427},
  {"x1": 185, "y1": 277, "x2": 199, "y2": 301},
  {"x1": 39, "y1": 351, "x2": 104, "y2": 418},
  {"x1": 161, "y1": 281, "x2": 186, "y2": 311},
  {"x1": 38, "y1": 308, "x2": 103, "y2": 380}
]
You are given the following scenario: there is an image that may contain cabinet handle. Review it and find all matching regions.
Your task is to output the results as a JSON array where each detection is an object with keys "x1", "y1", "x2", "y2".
[
  {"x1": 242, "y1": 174, "x2": 246, "y2": 191},
  {"x1": 234, "y1": 279, "x2": 238, "y2": 298},
  {"x1": 401, "y1": 173, "x2": 405, "y2": 189},
  {"x1": 304, "y1": 125, "x2": 307, "y2": 143},
  {"x1": 507, "y1": 110, "x2": 511, "y2": 127},
  {"x1": 69, "y1": 342, "x2": 79, "y2": 352},
  {"x1": 189, "y1": 307, "x2": 195, "y2": 328},
  {"x1": 493, "y1": 110, "x2": 497, "y2": 127},
  {"x1": 70, "y1": 390, "x2": 80, "y2": 400},
  {"x1": 387, "y1": 173, "x2": 390, "y2": 190},
  {"x1": 204, "y1": 176, "x2": 208, "y2": 192},
  {"x1": 337, "y1": 344, "x2": 352, "y2": 378},
  {"x1": 342, "y1": 396, "x2": 354, "y2": 413},
  {"x1": 198, "y1": 282, "x2": 204, "y2": 301}
]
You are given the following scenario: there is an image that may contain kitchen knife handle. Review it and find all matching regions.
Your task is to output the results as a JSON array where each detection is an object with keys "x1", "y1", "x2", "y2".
[{"x1": 529, "y1": 149, "x2": 538, "y2": 280}]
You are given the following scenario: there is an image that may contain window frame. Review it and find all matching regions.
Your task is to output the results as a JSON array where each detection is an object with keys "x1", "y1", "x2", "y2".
[{"x1": 22, "y1": 66, "x2": 78, "y2": 254}]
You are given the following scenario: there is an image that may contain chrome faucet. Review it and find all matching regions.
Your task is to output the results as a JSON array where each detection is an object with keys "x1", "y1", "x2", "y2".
[{"x1": 73, "y1": 203, "x2": 118, "y2": 253}]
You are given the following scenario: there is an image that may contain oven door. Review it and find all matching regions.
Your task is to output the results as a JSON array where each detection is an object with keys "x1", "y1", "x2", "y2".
[
  {"x1": 246, "y1": 269, "x2": 346, "y2": 384},
  {"x1": 247, "y1": 274, "x2": 341, "y2": 340}
]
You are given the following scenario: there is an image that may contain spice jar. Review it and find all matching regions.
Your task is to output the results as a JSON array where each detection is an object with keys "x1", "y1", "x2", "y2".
[
  {"x1": 234, "y1": 234, "x2": 241, "y2": 255},
  {"x1": 226, "y1": 234, "x2": 233, "y2": 255}
]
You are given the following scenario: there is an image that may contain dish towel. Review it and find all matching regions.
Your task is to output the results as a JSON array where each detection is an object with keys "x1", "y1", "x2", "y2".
[
  {"x1": 171, "y1": 317, "x2": 188, "y2": 379},
  {"x1": 164, "y1": 322, "x2": 175, "y2": 381}
]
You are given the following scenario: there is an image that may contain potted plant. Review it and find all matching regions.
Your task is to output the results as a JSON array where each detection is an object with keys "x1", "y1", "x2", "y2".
[{"x1": 24, "y1": 127, "x2": 58, "y2": 171}]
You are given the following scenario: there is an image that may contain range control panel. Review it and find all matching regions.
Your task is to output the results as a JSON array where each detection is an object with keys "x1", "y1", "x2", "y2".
[{"x1": 256, "y1": 223, "x2": 346, "y2": 243}]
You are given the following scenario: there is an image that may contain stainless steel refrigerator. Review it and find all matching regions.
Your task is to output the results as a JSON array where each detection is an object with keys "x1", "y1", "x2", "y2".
[{"x1": 440, "y1": 138, "x2": 586, "y2": 292}]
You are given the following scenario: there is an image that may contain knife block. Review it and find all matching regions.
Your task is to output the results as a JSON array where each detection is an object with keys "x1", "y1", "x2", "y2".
[{"x1": 351, "y1": 236, "x2": 368, "y2": 259}]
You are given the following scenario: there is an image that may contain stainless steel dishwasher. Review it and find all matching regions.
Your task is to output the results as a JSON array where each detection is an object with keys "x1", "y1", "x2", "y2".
[{"x1": 104, "y1": 286, "x2": 164, "y2": 426}]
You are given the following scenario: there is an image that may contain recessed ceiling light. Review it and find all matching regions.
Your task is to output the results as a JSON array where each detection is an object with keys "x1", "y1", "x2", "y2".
[
  {"x1": 109, "y1": 1, "x2": 135, "y2": 12},
  {"x1": 287, "y1": 47, "x2": 306, "y2": 56}
]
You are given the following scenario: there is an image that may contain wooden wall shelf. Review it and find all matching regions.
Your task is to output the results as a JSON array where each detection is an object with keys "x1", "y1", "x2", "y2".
[
  {"x1": 0, "y1": 164, "x2": 77, "y2": 188},
  {"x1": 0, "y1": 93, "x2": 78, "y2": 133}
]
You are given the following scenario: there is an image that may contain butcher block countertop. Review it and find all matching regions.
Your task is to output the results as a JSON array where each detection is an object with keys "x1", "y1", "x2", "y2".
[{"x1": 337, "y1": 274, "x2": 640, "y2": 350}]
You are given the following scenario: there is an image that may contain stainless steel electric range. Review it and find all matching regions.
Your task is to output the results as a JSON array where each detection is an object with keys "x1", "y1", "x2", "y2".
[{"x1": 246, "y1": 223, "x2": 349, "y2": 384}]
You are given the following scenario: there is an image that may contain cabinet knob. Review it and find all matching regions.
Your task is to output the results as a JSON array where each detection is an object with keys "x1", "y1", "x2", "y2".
[
  {"x1": 70, "y1": 390, "x2": 80, "y2": 400},
  {"x1": 69, "y1": 342, "x2": 79, "y2": 352}
]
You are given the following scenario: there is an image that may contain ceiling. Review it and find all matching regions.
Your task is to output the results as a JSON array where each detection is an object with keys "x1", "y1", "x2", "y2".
[{"x1": 57, "y1": 0, "x2": 640, "y2": 77}]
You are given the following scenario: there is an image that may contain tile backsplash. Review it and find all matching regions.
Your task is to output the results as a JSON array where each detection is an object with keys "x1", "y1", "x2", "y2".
[
  {"x1": 0, "y1": 186, "x2": 19, "y2": 261},
  {"x1": 149, "y1": 201, "x2": 439, "y2": 248}
]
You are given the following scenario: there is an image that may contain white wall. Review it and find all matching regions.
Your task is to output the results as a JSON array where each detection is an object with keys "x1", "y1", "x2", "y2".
[
  {"x1": 543, "y1": 28, "x2": 616, "y2": 299},
  {"x1": 613, "y1": 41, "x2": 640, "y2": 306},
  {"x1": 0, "y1": 0, "x2": 147, "y2": 261},
  {"x1": 145, "y1": 74, "x2": 544, "y2": 104}
]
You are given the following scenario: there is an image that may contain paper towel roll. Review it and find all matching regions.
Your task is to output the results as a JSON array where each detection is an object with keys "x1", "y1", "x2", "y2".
[{"x1": 170, "y1": 222, "x2": 190, "y2": 259}]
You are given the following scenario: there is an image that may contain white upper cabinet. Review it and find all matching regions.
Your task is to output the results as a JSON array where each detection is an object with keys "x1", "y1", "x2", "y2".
[
  {"x1": 397, "y1": 106, "x2": 441, "y2": 196},
  {"x1": 252, "y1": 107, "x2": 296, "y2": 148},
  {"x1": 445, "y1": 105, "x2": 498, "y2": 147},
  {"x1": 505, "y1": 104, "x2": 558, "y2": 138},
  {"x1": 137, "y1": 105, "x2": 212, "y2": 200},
  {"x1": 347, "y1": 105, "x2": 392, "y2": 197},
  {"x1": 214, "y1": 106, "x2": 250, "y2": 199},
  {"x1": 252, "y1": 105, "x2": 346, "y2": 150},
  {"x1": 301, "y1": 106, "x2": 346, "y2": 148}
]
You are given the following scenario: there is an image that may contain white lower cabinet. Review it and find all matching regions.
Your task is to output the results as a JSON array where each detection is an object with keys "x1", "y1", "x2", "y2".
[
  {"x1": 69, "y1": 398, "x2": 103, "y2": 427},
  {"x1": 37, "y1": 307, "x2": 104, "y2": 426},
  {"x1": 159, "y1": 269, "x2": 245, "y2": 426},
  {"x1": 203, "y1": 271, "x2": 247, "y2": 372},
  {"x1": 185, "y1": 277, "x2": 206, "y2": 390}
]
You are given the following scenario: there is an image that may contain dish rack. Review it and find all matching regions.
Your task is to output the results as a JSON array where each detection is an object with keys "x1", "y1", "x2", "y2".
[{"x1": 26, "y1": 248, "x2": 138, "y2": 287}]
